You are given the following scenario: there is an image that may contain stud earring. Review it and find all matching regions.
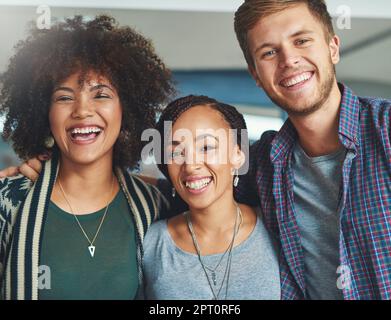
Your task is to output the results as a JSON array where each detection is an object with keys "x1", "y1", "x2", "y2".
[
  {"x1": 172, "y1": 187, "x2": 176, "y2": 198},
  {"x1": 44, "y1": 135, "x2": 55, "y2": 149}
]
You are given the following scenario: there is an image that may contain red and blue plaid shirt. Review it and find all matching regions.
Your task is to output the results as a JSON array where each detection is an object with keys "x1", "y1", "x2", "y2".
[{"x1": 236, "y1": 84, "x2": 391, "y2": 300}]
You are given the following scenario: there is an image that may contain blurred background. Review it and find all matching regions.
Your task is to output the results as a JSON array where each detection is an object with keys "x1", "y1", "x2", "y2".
[{"x1": 1, "y1": 0, "x2": 391, "y2": 174}]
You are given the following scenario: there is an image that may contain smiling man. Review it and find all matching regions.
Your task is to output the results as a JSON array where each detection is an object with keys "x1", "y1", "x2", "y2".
[{"x1": 234, "y1": 0, "x2": 391, "y2": 300}]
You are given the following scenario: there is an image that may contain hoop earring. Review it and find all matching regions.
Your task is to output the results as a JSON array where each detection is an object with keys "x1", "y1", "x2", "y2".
[
  {"x1": 233, "y1": 169, "x2": 239, "y2": 187},
  {"x1": 44, "y1": 135, "x2": 55, "y2": 149},
  {"x1": 172, "y1": 187, "x2": 176, "y2": 198}
]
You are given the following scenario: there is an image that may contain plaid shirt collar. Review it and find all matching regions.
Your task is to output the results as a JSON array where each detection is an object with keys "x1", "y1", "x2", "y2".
[{"x1": 270, "y1": 83, "x2": 361, "y2": 164}]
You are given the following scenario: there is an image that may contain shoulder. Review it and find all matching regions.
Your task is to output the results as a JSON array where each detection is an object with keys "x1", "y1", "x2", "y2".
[
  {"x1": 144, "y1": 213, "x2": 188, "y2": 254},
  {"x1": 248, "y1": 130, "x2": 278, "y2": 178},
  {"x1": 359, "y1": 96, "x2": 391, "y2": 125},
  {"x1": 238, "y1": 205, "x2": 273, "y2": 243},
  {"x1": 145, "y1": 219, "x2": 167, "y2": 235},
  {"x1": 358, "y1": 96, "x2": 391, "y2": 150},
  {"x1": 250, "y1": 207, "x2": 280, "y2": 256},
  {"x1": 130, "y1": 174, "x2": 169, "y2": 208},
  {"x1": 249, "y1": 130, "x2": 278, "y2": 171},
  {"x1": 359, "y1": 95, "x2": 391, "y2": 111},
  {"x1": 260, "y1": 129, "x2": 279, "y2": 143},
  {"x1": 251, "y1": 130, "x2": 278, "y2": 154},
  {"x1": 0, "y1": 174, "x2": 32, "y2": 217},
  {"x1": 126, "y1": 173, "x2": 161, "y2": 197},
  {"x1": 0, "y1": 174, "x2": 32, "y2": 194},
  {"x1": 119, "y1": 170, "x2": 170, "y2": 221},
  {"x1": 145, "y1": 213, "x2": 187, "y2": 246},
  {"x1": 143, "y1": 219, "x2": 169, "y2": 252}
]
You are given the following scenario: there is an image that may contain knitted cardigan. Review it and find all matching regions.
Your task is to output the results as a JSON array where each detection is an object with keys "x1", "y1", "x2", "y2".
[{"x1": 0, "y1": 156, "x2": 168, "y2": 300}]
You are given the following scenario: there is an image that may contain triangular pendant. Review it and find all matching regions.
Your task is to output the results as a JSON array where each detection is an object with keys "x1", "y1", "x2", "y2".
[{"x1": 88, "y1": 245, "x2": 95, "y2": 258}]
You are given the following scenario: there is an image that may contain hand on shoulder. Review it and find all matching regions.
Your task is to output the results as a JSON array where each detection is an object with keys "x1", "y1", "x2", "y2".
[{"x1": 0, "y1": 155, "x2": 46, "y2": 181}]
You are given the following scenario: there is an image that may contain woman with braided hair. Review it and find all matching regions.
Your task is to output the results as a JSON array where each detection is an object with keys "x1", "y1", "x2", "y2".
[{"x1": 142, "y1": 95, "x2": 281, "y2": 299}]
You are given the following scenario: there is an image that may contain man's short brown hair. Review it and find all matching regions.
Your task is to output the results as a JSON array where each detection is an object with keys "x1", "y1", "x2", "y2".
[{"x1": 234, "y1": 0, "x2": 335, "y2": 67}]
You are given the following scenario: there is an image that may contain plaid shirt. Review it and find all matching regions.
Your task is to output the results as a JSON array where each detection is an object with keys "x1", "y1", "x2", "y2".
[{"x1": 236, "y1": 84, "x2": 391, "y2": 300}]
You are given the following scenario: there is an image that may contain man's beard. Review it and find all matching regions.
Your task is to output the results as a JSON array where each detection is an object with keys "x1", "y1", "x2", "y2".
[{"x1": 268, "y1": 62, "x2": 336, "y2": 117}]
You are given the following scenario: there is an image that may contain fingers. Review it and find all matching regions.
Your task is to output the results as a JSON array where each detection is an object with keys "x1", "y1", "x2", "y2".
[
  {"x1": 26, "y1": 158, "x2": 43, "y2": 175},
  {"x1": 0, "y1": 166, "x2": 20, "y2": 179},
  {"x1": 19, "y1": 162, "x2": 40, "y2": 182},
  {"x1": 0, "y1": 156, "x2": 44, "y2": 181}
]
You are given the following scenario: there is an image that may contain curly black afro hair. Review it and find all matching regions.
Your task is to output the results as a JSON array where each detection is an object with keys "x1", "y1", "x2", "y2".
[{"x1": 0, "y1": 14, "x2": 174, "y2": 169}]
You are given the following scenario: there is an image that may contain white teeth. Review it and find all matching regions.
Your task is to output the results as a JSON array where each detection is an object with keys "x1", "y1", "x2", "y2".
[
  {"x1": 71, "y1": 127, "x2": 102, "y2": 134},
  {"x1": 281, "y1": 72, "x2": 312, "y2": 87},
  {"x1": 185, "y1": 178, "x2": 212, "y2": 190}
]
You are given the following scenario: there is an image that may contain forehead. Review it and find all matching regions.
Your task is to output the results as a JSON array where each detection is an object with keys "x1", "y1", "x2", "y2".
[
  {"x1": 247, "y1": 4, "x2": 325, "y2": 48},
  {"x1": 57, "y1": 70, "x2": 111, "y2": 87},
  {"x1": 172, "y1": 105, "x2": 231, "y2": 133}
]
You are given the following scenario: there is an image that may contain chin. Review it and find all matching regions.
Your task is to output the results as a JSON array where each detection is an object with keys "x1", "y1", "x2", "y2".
[
  {"x1": 62, "y1": 151, "x2": 105, "y2": 166},
  {"x1": 186, "y1": 198, "x2": 214, "y2": 211},
  {"x1": 274, "y1": 94, "x2": 322, "y2": 115}
]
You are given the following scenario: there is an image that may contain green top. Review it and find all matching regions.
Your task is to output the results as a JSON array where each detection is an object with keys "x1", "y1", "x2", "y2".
[{"x1": 39, "y1": 190, "x2": 139, "y2": 300}]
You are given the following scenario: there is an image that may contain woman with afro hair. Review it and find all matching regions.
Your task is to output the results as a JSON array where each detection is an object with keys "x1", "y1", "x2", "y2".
[{"x1": 0, "y1": 15, "x2": 173, "y2": 300}]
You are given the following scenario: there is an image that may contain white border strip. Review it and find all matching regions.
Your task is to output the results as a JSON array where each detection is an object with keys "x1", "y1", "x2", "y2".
[
  {"x1": 1, "y1": 0, "x2": 391, "y2": 18},
  {"x1": 0, "y1": 0, "x2": 243, "y2": 12}
]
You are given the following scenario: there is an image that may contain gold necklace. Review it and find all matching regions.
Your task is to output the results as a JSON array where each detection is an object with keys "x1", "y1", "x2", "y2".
[{"x1": 57, "y1": 176, "x2": 114, "y2": 258}]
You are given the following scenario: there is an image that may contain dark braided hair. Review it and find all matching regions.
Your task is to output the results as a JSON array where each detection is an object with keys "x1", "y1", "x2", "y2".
[
  {"x1": 155, "y1": 95, "x2": 248, "y2": 180},
  {"x1": 0, "y1": 14, "x2": 173, "y2": 169}
]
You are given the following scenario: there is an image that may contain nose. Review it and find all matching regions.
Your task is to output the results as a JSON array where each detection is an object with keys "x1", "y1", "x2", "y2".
[
  {"x1": 183, "y1": 149, "x2": 202, "y2": 174},
  {"x1": 278, "y1": 45, "x2": 301, "y2": 69},
  {"x1": 71, "y1": 95, "x2": 94, "y2": 119}
]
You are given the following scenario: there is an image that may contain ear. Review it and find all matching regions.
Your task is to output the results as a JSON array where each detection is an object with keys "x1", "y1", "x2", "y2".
[
  {"x1": 329, "y1": 35, "x2": 340, "y2": 65},
  {"x1": 248, "y1": 65, "x2": 262, "y2": 88},
  {"x1": 231, "y1": 144, "x2": 246, "y2": 170}
]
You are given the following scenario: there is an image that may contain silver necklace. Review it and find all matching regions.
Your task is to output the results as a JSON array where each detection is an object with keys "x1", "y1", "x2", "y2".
[
  {"x1": 186, "y1": 205, "x2": 243, "y2": 300},
  {"x1": 187, "y1": 213, "x2": 236, "y2": 287},
  {"x1": 57, "y1": 176, "x2": 114, "y2": 258}
]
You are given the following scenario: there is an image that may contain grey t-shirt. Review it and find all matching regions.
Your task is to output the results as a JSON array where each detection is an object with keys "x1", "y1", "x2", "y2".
[
  {"x1": 142, "y1": 213, "x2": 281, "y2": 300},
  {"x1": 292, "y1": 142, "x2": 346, "y2": 300}
]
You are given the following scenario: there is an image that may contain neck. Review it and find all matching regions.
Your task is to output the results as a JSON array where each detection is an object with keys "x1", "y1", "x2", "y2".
[
  {"x1": 56, "y1": 153, "x2": 117, "y2": 206},
  {"x1": 289, "y1": 81, "x2": 343, "y2": 157},
  {"x1": 188, "y1": 188, "x2": 238, "y2": 235}
]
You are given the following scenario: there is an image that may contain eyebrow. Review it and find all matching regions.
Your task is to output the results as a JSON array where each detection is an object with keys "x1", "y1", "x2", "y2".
[
  {"x1": 89, "y1": 84, "x2": 114, "y2": 92},
  {"x1": 52, "y1": 86, "x2": 73, "y2": 93},
  {"x1": 169, "y1": 133, "x2": 219, "y2": 146},
  {"x1": 52, "y1": 84, "x2": 114, "y2": 94},
  {"x1": 290, "y1": 30, "x2": 315, "y2": 38},
  {"x1": 196, "y1": 134, "x2": 219, "y2": 142},
  {"x1": 254, "y1": 30, "x2": 315, "y2": 54}
]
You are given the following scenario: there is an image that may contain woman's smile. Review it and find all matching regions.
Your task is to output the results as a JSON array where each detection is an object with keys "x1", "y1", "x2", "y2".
[
  {"x1": 68, "y1": 124, "x2": 104, "y2": 145},
  {"x1": 183, "y1": 176, "x2": 214, "y2": 195}
]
